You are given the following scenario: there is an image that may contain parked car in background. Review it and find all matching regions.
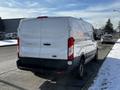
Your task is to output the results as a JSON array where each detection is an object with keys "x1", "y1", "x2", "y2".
[
  {"x1": 12, "y1": 32, "x2": 17, "y2": 39},
  {"x1": 5, "y1": 32, "x2": 17, "y2": 39},
  {"x1": 5, "y1": 33, "x2": 12, "y2": 39},
  {"x1": 17, "y1": 16, "x2": 98, "y2": 78},
  {"x1": 101, "y1": 34, "x2": 113, "y2": 43}
]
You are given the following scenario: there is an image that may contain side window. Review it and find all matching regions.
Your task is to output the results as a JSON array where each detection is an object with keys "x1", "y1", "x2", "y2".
[
  {"x1": 85, "y1": 26, "x2": 96, "y2": 41},
  {"x1": 84, "y1": 31, "x2": 95, "y2": 41}
]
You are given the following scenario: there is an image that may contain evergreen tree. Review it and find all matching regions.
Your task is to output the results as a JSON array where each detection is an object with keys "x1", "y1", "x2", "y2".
[{"x1": 104, "y1": 19, "x2": 113, "y2": 34}]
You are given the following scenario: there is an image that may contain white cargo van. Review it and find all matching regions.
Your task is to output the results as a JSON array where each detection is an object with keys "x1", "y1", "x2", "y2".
[{"x1": 17, "y1": 16, "x2": 98, "y2": 78}]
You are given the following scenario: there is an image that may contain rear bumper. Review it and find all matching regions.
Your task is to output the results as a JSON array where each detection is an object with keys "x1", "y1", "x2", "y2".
[{"x1": 17, "y1": 57, "x2": 79, "y2": 72}]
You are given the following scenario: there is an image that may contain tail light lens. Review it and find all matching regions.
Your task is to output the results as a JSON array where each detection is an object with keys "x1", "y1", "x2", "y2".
[{"x1": 68, "y1": 37, "x2": 74, "y2": 60}]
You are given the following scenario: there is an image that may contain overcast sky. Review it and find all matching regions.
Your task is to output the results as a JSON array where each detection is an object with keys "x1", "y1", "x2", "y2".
[{"x1": 0, "y1": 0, "x2": 120, "y2": 28}]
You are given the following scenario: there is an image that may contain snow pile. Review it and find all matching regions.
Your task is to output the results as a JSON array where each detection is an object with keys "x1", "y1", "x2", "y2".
[
  {"x1": 0, "y1": 39, "x2": 17, "y2": 46},
  {"x1": 89, "y1": 39, "x2": 120, "y2": 90}
]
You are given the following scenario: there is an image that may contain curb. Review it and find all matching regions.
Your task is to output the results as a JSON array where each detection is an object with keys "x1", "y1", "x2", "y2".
[{"x1": 0, "y1": 44, "x2": 17, "y2": 47}]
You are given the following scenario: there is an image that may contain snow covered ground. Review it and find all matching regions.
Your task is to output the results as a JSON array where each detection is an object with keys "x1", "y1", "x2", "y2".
[
  {"x1": 0, "y1": 39, "x2": 17, "y2": 46},
  {"x1": 89, "y1": 39, "x2": 120, "y2": 90}
]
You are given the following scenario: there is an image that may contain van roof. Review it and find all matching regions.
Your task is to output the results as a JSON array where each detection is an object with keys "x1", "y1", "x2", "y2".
[
  {"x1": 21, "y1": 16, "x2": 84, "y2": 21},
  {"x1": 20, "y1": 16, "x2": 92, "y2": 26}
]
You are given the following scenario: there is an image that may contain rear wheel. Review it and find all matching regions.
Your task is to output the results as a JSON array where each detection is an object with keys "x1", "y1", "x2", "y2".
[
  {"x1": 77, "y1": 57, "x2": 85, "y2": 79},
  {"x1": 93, "y1": 48, "x2": 98, "y2": 62}
]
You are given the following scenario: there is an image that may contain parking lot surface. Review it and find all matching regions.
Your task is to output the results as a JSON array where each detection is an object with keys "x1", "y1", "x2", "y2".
[{"x1": 0, "y1": 42, "x2": 114, "y2": 90}]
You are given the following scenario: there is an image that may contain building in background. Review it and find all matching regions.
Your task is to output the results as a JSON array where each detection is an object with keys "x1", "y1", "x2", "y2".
[
  {"x1": 3, "y1": 18, "x2": 21, "y2": 33},
  {"x1": 1, "y1": 18, "x2": 21, "y2": 39}
]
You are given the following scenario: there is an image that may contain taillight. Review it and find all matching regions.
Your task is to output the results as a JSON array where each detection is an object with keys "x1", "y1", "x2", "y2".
[
  {"x1": 68, "y1": 37, "x2": 75, "y2": 60},
  {"x1": 17, "y1": 38, "x2": 19, "y2": 57}
]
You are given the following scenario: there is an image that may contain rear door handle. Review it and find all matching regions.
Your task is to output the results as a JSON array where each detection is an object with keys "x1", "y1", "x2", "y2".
[{"x1": 43, "y1": 43, "x2": 51, "y2": 46}]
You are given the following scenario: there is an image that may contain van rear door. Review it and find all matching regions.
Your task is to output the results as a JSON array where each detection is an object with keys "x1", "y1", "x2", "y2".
[
  {"x1": 19, "y1": 19, "x2": 42, "y2": 58},
  {"x1": 39, "y1": 18, "x2": 69, "y2": 60},
  {"x1": 19, "y1": 18, "x2": 69, "y2": 60}
]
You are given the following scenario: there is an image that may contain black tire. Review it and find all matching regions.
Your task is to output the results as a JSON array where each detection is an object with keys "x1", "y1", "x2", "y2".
[
  {"x1": 93, "y1": 48, "x2": 98, "y2": 62},
  {"x1": 77, "y1": 57, "x2": 85, "y2": 79}
]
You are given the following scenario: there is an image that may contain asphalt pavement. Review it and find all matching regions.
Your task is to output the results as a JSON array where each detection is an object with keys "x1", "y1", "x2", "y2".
[{"x1": 0, "y1": 42, "x2": 114, "y2": 90}]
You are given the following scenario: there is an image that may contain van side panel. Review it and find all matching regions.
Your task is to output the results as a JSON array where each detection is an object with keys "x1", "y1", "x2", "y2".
[
  {"x1": 69, "y1": 18, "x2": 96, "y2": 59},
  {"x1": 69, "y1": 18, "x2": 86, "y2": 58}
]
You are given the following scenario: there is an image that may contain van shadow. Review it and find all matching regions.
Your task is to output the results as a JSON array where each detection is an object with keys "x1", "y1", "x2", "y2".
[
  {"x1": 36, "y1": 71, "x2": 84, "y2": 90},
  {"x1": 102, "y1": 41, "x2": 115, "y2": 45},
  {"x1": 34, "y1": 59, "x2": 105, "y2": 90}
]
